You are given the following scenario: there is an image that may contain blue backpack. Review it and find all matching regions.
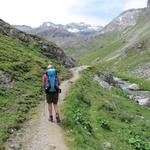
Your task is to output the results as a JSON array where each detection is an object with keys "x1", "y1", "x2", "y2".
[{"x1": 45, "y1": 68, "x2": 59, "y2": 93}]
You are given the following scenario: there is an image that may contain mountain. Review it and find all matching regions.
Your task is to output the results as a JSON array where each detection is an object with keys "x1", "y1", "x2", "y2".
[
  {"x1": 15, "y1": 22, "x2": 102, "y2": 35},
  {"x1": 62, "y1": 1, "x2": 150, "y2": 150},
  {"x1": 100, "y1": 8, "x2": 145, "y2": 34},
  {"x1": 29, "y1": 26, "x2": 78, "y2": 49},
  {"x1": 13, "y1": 25, "x2": 32, "y2": 32},
  {"x1": 14, "y1": 22, "x2": 102, "y2": 60},
  {"x1": 73, "y1": 5, "x2": 150, "y2": 63},
  {"x1": 81, "y1": 1, "x2": 150, "y2": 80},
  {"x1": 1, "y1": 1, "x2": 150, "y2": 149},
  {"x1": 1, "y1": 19, "x2": 76, "y2": 67},
  {"x1": 15, "y1": 7, "x2": 146, "y2": 61},
  {"x1": 0, "y1": 18, "x2": 76, "y2": 147}
]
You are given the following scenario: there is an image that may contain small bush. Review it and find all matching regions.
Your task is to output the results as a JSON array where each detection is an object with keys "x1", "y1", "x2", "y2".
[
  {"x1": 99, "y1": 119, "x2": 111, "y2": 131},
  {"x1": 128, "y1": 136, "x2": 150, "y2": 150},
  {"x1": 73, "y1": 109, "x2": 93, "y2": 134}
]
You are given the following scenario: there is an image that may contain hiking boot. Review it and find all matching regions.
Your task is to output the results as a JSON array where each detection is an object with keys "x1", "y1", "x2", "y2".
[
  {"x1": 49, "y1": 115, "x2": 53, "y2": 122},
  {"x1": 56, "y1": 113, "x2": 61, "y2": 123}
]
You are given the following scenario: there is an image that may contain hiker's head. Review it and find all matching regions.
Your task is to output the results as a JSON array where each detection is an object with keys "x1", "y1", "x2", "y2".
[{"x1": 47, "y1": 64, "x2": 54, "y2": 69}]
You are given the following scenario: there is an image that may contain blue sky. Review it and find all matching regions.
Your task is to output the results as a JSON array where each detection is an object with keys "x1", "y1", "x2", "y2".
[
  {"x1": 68, "y1": 0, "x2": 147, "y2": 25},
  {"x1": 68, "y1": 0, "x2": 124, "y2": 24},
  {"x1": 0, "y1": 0, "x2": 147, "y2": 27}
]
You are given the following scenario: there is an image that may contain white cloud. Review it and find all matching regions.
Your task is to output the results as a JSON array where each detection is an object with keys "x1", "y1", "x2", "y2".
[
  {"x1": 123, "y1": 0, "x2": 147, "y2": 10},
  {"x1": 0, "y1": 0, "x2": 78, "y2": 27},
  {"x1": 0, "y1": 0, "x2": 148, "y2": 27},
  {"x1": 0, "y1": 0, "x2": 107, "y2": 26}
]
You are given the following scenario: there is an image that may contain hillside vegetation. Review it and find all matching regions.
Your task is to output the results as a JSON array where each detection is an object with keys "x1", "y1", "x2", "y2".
[
  {"x1": 1, "y1": 2, "x2": 150, "y2": 150},
  {"x1": 62, "y1": 4, "x2": 150, "y2": 150},
  {"x1": 63, "y1": 68, "x2": 150, "y2": 150},
  {"x1": 0, "y1": 24, "x2": 72, "y2": 148},
  {"x1": 82, "y1": 10, "x2": 150, "y2": 67}
]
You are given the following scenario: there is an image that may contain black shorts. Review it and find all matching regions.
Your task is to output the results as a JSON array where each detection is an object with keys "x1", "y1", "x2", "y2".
[{"x1": 46, "y1": 92, "x2": 59, "y2": 104}]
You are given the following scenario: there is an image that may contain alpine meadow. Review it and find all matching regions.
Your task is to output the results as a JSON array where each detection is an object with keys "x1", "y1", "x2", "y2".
[{"x1": 0, "y1": 0, "x2": 150, "y2": 150}]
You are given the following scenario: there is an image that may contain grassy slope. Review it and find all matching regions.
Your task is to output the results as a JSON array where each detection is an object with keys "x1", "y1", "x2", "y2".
[
  {"x1": 0, "y1": 34, "x2": 70, "y2": 148},
  {"x1": 62, "y1": 68, "x2": 150, "y2": 150},
  {"x1": 81, "y1": 31, "x2": 123, "y2": 63},
  {"x1": 91, "y1": 18, "x2": 150, "y2": 90},
  {"x1": 62, "y1": 12, "x2": 150, "y2": 150},
  {"x1": 79, "y1": 16, "x2": 150, "y2": 88},
  {"x1": 81, "y1": 15, "x2": 150, "y2": 65}
]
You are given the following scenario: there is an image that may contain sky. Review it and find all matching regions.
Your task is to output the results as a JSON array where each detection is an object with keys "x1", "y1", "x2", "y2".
[{"x1": 0, "y1": 0, "x2": 147, "y2": 27}]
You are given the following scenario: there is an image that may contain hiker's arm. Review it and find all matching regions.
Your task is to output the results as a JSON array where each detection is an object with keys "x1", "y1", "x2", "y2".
[
  {"x1": 57, "y1": 74, "x2": 61, "y2": 86},
  {"x1": 42, "y1": 74, "x2": 46, "y2": 90},
  {"x1": 42, "y1": 80, "x2": 46, "y2": 89}
]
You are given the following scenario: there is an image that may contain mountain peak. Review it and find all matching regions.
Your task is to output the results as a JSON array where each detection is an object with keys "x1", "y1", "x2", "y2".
[
  {"x1": 100, "y1": 8, "x2": 144, "y2": 33},
  {"x1": 40, "y1": 22, "x2": 57, "y2": 28},
  {"x1": 28, "y1": 22, "x2": 103, "y2": 33}
]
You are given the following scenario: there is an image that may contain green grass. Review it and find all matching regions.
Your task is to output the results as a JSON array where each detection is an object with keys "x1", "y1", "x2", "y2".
[
  {"x1": 79, "y1": 13, "x2": 150, "y2": 65},
  {"x1": 0, "y1": 33, "x2": 71, "y2": 148},
  {"x1": 61, "y1": 10, "x2": 150, "y2": 150},
  {"x1": 79, "y1": 30, "x2": 123, "y2": 64},
  {"x1": 81, "y1": 39, "x2": 123, "y2": 64},
  {"x1": 62, "y1": 68, "x2": 150, "y2": 150}
]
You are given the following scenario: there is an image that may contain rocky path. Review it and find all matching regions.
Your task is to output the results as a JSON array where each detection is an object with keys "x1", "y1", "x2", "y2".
[{"x1": 5, "y1": 66, "x2": 88, "y2": 150}]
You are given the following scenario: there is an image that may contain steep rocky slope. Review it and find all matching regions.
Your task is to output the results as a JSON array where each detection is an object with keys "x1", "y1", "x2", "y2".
[{"x1": 0, "y1": 19, "x2": 76, "y2": 67}]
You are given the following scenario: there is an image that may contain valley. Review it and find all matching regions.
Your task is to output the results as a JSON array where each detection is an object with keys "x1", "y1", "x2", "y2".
[{"x1": 0, "y1": 0, "x2": 150, "y2": 150}]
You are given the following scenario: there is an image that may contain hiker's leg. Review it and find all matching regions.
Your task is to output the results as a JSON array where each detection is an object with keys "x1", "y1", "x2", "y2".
[
  {"x1": 52, "y1": 92, "x2": 60, "y2": 122},
  {"x1": 48, "y1": 103, "x2": 53, "y2": 122},
  {"x1": 48, "y1": 103, "x2": 53, "y2": 116},
  {"x1": 54, "y1": 104, "x2": 61, "y2": 123},
  {"x1": 53, "y1": 92, "x2": 59, "y2": 114},
  {"x1": 53, "y1": 104, "x2": 59, "y2": 114},
  {"x1": 53, "y1": 93, "x2": 59, "y2": 114},
  {"x1": 46, "y1": 93, "x2": 53, "y2": 121}
]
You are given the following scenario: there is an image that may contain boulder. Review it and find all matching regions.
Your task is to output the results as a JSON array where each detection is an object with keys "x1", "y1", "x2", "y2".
[
  {"x1": 0, "y1": 70, "x2": 13, "y2": 87},
  {"x1": 128, "y1": 84, "x2": 140, "y2": 91},
  {"x1": 49, "y1": 144, "x2": 56, "y2": 150},
  {"x1": 138, "y1": 97, "x2": 150, "y2": 106},
  {"x1": 94, "y1": 75, "x2": 113, "y2": 91},
  {"x1": 10, "y1": 144, "x2": 22, "y2": 150},
  {"x1": 103, "y1": 142, "x2": 113, "y2": 149}
]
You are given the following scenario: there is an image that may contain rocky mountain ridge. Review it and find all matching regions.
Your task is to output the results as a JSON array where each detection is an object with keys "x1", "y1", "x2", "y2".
[
  {"x1": 101, "y1": 0, "x2": 150, "y2": 34},
  {"x1": 13, "y1": 0, "x2": 150, "y2": 61},
  {"x1": 0, "y1": 19, "x2": 76, "y2": 67},
  {"x1": 14, "y1": 23, "x2": 99, "y2": 58},
  {"x1": 14, "y1": 25, "x2": 32, "y2": 32},
  {"x1": 100, "y1": 8, "x2": 145, "y2": 34},
  {"x1": 14, "y1": 22, "x2": 103, "y2": 35}
]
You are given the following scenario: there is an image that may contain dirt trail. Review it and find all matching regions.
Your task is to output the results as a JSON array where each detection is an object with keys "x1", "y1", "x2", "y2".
[{"x1": 5, "y1": 66, "x2": 88, "y2": 150}]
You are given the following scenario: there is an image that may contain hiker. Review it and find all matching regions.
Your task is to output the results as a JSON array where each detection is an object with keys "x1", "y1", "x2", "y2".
[{"x1": 42, "y1": 65, "x2": 61, "y2": 123}]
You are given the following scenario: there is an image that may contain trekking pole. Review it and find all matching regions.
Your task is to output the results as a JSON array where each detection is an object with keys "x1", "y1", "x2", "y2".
[
  {"x1": 43, "y1": 98, "x2": 45, "y2": 116},
  {"x1": 42, "y1": 88, "x2": 46, "y2": 117},
  {"x1": 44, "y1": 95, "x2": 47, "y2": 117}
]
